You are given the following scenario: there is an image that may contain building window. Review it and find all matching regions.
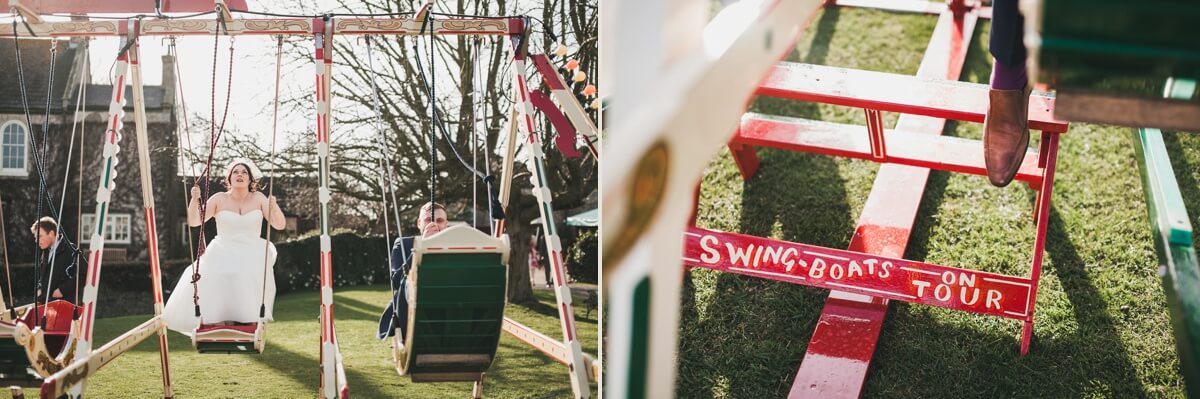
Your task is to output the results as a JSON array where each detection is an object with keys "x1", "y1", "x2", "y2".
[
  {"x1": 0, "y1": 121, "x2": 28, "y2": 177},
  {"x1": 80, "y1": 213, "x2": 132, "y2": 244}
]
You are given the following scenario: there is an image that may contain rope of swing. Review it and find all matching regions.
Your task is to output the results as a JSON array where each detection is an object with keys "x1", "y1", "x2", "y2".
[
  {"x1": 0, "y1": 195, "x2": 15, "y2": 319},
  {"x1": 11, "y1": 23, "x2": 78, "y2": 326},
  {"x1": 427, "y1": 20, "x2": 437, "y2": 207},
  {"x1": 471, "y1": 38, "x2": 478, "y2": 229},
  {"x1": 480, "y1": 38, "x2": 493, "y2": 235},
  {"x1": 363, "y1": 36, "x2": 402, "y2": 234},
  {"x1": 59, "y1": 38, "x2": 89, "y2": 311},
  {"x1": 75, "y1": 67, "x2": 85, "y2": 311},
  {"x1": 471, "y1": 36, "x2": 494, "y2": 233},
  {"x1": 260, "y1": 35, "x2": 283, "y2": 319},
  {"x1": 36, "y1": 40, "x2": 55, "y2": 322},
  {"x1": 10, "y1": 26, "x2": 39, "y2": 315},
  {"x1": 14, "y1": 30, "x2": 49, "y2": 318},
  {"x1": 193, "y1": 17, "x2": 236, "y2": 318},
  {"x1": 371, "y1": 40, "x2": 404, "y2": 233},
  {"x1": 169, "y1": 37, "x2": 200, "y2": 264},
  {"x1": 363, "y1": 36, "x2": 403, "y2": 317},
  {"x1": 411, "y1": 23, "x2": 505, "y2": 221}
]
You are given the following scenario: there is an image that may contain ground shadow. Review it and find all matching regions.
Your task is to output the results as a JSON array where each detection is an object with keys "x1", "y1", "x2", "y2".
[
  {"x1": 675, "y1": 6, "x2": 870, "y2": 397},
  {"x1": 866, "y1": 208, "x2": 1150, "y2": 398}
]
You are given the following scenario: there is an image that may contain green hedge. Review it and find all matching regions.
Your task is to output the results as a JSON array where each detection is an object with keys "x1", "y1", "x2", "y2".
[
  {"x1": 270, "y1": 232, "x2": 390, "y2": 292},
  {"x1": 565, "y1": 229, "x2": 597, "y2": 284}
]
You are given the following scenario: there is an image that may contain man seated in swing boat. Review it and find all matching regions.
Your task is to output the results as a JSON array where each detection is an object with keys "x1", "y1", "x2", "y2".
[
  {"x1": 376, "y1": 201, "x2": 448, "y2": 341},
  {"x1": 29, "y1": 217, "x2": 85, "y2": 305}
]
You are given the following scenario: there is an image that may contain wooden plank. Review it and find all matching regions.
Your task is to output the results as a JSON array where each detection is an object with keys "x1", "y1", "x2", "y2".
[
  {"x1": 833, "y1": 0, "x2": 945, "y2": 15},
  {"x1": 788, "y1": 7, "x2": 979, "y2": 398},
  {"x1": 1055, "y1": 90, "x2": 1200, "y2": 133},
  {"x1": 502, "y1": 318, "x2": 600, "y2": 382},
  {"x1": 833, "y1": 0, "x2": 994, "y2": 19},
  {"x1": 735, "y1": 112, "x2": 1044, "y2": 183},
  {"x1": 684, "y1": 227, "x2": 1035, "y2": 319},
  {"x1": 758, "y1": 62, "x2": 1069, "y2": 133},
  {"x1": 40, "y1": 317, "x2": 162, "y2": 398}
]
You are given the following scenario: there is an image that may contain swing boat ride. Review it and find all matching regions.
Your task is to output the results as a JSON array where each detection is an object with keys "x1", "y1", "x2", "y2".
[
  {"x1": 1, "y1": 173, "x2": 80, "y2": 391},
  {"x1": 602, "y1": 0, "x2": 1199, "y2": 398},
  {"x1": 1, "y1": 0, "x2": 601, "y2": 397}
]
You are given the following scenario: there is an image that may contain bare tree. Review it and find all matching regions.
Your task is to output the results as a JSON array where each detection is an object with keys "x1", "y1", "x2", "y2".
[{"x1": 200, "y1": 0, "x2": 598, "y2": 303}]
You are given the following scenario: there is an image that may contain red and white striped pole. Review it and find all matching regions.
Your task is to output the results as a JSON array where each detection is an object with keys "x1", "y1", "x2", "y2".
[
  {"x1": 312, "y1": 16, "x2": 346, "y2": 399},
  {"x1": 506, "y1": 28, "x2": 591, "y2": 399},
  {"x1": 59, "y1": 19, "x2": 133, "y2": 399},
  {"x1": 125, "y1": 26, "x2": 174, "y2": 399}
]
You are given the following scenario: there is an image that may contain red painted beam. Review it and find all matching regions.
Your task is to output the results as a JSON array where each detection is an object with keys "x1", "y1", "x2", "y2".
[
  {"x1": 832, "y1": 0, "x2": 945, "y2": 15},
  {"x1": 788, "y1": 6, "x2": 981, "y2": 398},
  {"x1": 830, "y1": 0, "x2": 994, "y2": 19},
  {"x1": 734, "y1": 113, "x2": 1044, "y2": 183},
  {"x1": 0, "y1": 0, "x2": 248, "y2": 13},
  {"x1": 757, "y1": 62, "x2": 1068, "y2": 133},
  {"x1": 683, "y1": 227, "x2": 1035, "y2": 319}
]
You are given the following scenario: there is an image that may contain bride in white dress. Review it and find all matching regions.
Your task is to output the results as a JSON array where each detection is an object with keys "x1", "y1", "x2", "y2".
[{"x1": 163, "y1": 159, "x2": 286, "y2": 336}]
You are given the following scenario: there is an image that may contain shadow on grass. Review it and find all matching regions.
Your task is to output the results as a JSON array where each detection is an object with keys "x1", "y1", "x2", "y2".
[
  {"x1": 868, "y1": 208, "x2": 1150, "y2": 397},
  {"x1": 905, "y1": 168, "x2": 954, "y2": 262},
  {"x1": 676, "y1": 7, "x2": 862, "y2": 397},
  {"x1": 1041, "y1": 209, "x2": 1148, "y2": 395},
  {"x1": 334, "y1": 294, "x2": 387, "y2": 322},
  {"x1": 678, "y1": 151, "x2": 853, "y2": 397},
  {"x1": 484, "y1": 339, "x2": 582, "y2": 398},
  {"x1": 243, "y1": 339, "x2": 395, "y2": 399},
  {"x1": 511, "y1": 295, "x2": 563, "y2": 319}
]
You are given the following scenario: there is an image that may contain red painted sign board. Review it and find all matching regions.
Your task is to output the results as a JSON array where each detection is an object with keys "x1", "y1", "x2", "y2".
[{"x1": 683, "y1": 227, "x2": 1033, "y2": 320}]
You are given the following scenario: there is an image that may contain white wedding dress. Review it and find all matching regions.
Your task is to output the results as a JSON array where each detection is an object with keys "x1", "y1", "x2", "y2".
[{"x1": 163, "y1": 209, "x2": 277, "y2": 336}]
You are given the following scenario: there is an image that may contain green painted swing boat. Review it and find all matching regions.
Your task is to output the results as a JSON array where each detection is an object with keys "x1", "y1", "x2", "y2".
[
  {"x1": 393, "y1": 224, "x2": 510, "y2": 383},
  {"x1": 1023, "y1": 0, "x2": 1200, "y2": 130}
]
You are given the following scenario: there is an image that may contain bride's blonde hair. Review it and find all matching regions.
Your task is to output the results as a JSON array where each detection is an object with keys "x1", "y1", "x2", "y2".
[{"x1": 223, "y1": 158, "x2": 263, "y2": 192}]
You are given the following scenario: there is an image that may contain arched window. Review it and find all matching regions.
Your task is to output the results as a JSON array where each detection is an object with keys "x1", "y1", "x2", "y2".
[{"x1": 0, "y1": 121, "x2": 29, "y2": 177}]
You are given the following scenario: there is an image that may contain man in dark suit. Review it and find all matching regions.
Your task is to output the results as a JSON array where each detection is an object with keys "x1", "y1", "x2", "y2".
[
  {"x1": 30, "y1": 217, "x2": 84, "y2": 304},
  {"x1": 377, "y1": 202, "x2": 448, "y2": 341}
]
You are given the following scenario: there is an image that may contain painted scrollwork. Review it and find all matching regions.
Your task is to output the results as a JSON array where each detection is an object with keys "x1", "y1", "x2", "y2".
[
  {"x1": 141, "y1": 20, "x2": 210, "y2": 34},
  {"x1": 441, "y1": 20, "x2": 506, "y2": 32},
  {"x1": 47, "y1": 21, "x2": 118, "y2": 36},
  {"x1": 243, "y1": 19, "x2": 310, "y2": 33},
  {"x1": 337, "y1": 19, "x2": 409, "y2": 33}
]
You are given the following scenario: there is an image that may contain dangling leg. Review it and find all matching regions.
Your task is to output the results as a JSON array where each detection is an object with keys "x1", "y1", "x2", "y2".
[{"x1": 983, "y1": 0, "x2": 1032, "y2": 187}]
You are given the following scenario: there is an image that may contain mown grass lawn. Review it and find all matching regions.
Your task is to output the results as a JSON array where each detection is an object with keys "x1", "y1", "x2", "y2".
[
  {"x1": 677, "y1": 5, "x2": 1193, "y2": 399},
  {"x1": 17, "y1": 287, "x2": 596, "y2": 398}
]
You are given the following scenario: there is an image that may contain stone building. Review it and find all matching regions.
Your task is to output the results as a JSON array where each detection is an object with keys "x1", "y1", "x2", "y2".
[{"x1": 0, "y1": 38, "x2": 186, "y2": 264}]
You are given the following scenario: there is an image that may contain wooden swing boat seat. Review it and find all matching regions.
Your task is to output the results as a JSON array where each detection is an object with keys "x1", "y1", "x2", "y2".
[
  {"x1": 393, "y1": 225, "x2": 510, "y2": 383},
  {"x1": 1023, "y1": 0, "x2": 1200, "y2": 131},
  {"x1": 193, "y1": 321, "x2": 265, "y2": 354},
  {"x1": 0, "y1": 301, "x2": 79, "y2": 386}
]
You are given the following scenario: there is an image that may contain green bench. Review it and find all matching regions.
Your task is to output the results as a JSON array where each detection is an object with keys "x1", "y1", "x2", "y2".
[{"x1": 1133, "y1": 79, "x2": 1200, "y2": 397}]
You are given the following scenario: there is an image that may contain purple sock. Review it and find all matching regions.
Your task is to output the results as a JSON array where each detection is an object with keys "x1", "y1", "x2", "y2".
[{"x1": 990, "y1": 58, "x2": 1027, "y2": 90}]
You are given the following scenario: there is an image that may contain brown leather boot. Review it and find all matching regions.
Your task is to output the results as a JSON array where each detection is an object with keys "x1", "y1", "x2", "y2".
[{"x1": 983, "y1": 84, "x2": 1032, "y2": 187}]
